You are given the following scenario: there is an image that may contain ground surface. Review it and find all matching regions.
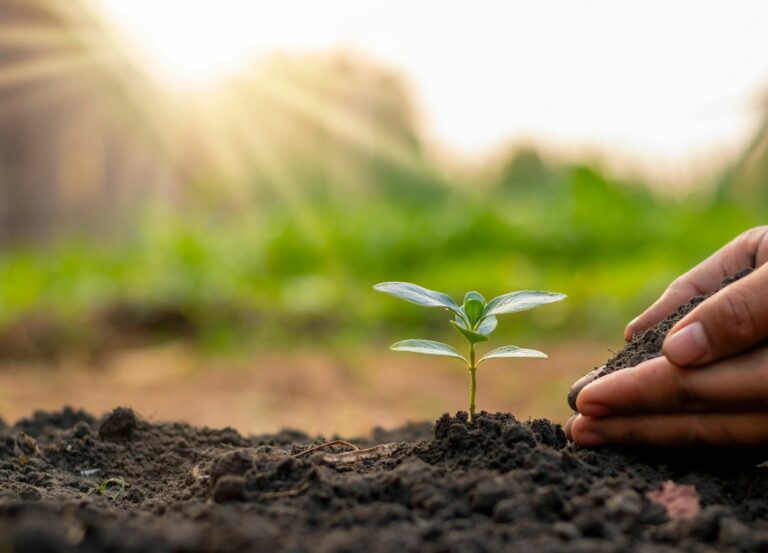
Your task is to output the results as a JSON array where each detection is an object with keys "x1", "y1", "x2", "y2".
[
  {"x1": 0, "y1": 341, "x2": 605, "y2": 436},
  {"x1": 2, "y1": 407, "x2": 768, "y2": 553}
]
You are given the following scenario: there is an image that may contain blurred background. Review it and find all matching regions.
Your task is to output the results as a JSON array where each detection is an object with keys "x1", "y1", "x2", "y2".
[{"x1": 1, "y1": 0, "x2": 767, "y2": 435}]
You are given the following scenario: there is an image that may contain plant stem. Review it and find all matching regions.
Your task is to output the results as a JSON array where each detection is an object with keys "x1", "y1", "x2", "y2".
[{"x1": 468, "y1": 342, "x2": 477, "y2": 421}]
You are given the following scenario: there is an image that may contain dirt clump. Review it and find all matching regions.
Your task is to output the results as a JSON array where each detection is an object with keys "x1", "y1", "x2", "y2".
[{"x1": 98, "y1": 407, "x2": 138, "y2": 440}]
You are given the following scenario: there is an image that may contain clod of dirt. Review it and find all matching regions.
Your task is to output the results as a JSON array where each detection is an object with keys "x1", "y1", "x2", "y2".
[
  {"x1": 212, "y1": 475, "x2": 247, "y2": 502},
  {"x1": 98, "y1": 407, "x2": 137, "y2": 440},
  {"x1": 14, "y1": 431, "x2": 41, "y2": 457},
  {"x1": 569, "y1": 267, "x2": 753, "y2": 409},
  {"x1": 210, "y1": 448, "x2": 255, "y2": 484}
]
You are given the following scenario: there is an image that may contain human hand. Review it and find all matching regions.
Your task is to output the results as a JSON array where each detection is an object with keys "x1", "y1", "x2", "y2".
[{"x1": 567, "y1": 226, "x2": 768, "y2": 446}]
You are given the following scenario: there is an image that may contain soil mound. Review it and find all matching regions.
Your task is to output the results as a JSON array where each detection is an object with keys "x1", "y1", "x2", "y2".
[{"x1": 2, "y1": 407, "x2": 768, "y2": 552}]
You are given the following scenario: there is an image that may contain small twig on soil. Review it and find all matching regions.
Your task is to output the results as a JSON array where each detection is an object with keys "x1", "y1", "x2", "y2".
[
  {"x1": 192, "y1": 464, "x2": 209, "y2": 483},
  {"x1": 319, "y1": 442, "x2": 399, "y2": 465},
  {"x1": 292, "y1": 440, "x2": 360, "y2": 458},
  {"x1": 259, "y1": 479, "x2": 312, "y2": 499}
]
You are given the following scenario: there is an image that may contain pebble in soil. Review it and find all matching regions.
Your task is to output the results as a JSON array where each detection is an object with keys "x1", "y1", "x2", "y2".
[{"x1": 2, "y1": 406, "x2": 768, "y2": 552}]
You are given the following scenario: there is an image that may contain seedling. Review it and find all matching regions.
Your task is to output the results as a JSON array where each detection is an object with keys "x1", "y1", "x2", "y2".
[
  {"x1": 99, "y1": 477, "x2": 129, "y2": 500},
  {"x1": 374, "y1": 282, "x2": 566, "y2": 420}
]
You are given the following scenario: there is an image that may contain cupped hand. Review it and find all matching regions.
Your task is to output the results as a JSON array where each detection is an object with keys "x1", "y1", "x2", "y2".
[
  {"x1": 567, "y1": 350, "x2": 768, "y2": 446},
  {"x1": 568, "y1": 226, "x2": 768, "y2": 447}
]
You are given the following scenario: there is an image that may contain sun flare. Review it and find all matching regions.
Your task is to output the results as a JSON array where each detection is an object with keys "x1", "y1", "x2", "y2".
[{"x1": 92, "y1": 0, "x2": 305, "y2": 86}]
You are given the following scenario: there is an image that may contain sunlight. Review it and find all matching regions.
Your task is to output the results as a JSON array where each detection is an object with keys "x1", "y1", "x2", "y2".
[
  {"x1": 90, "y1": 0, "x2": 768, "y2": 174},
  {"x1": 92, "y1": 0, "x2": 311, "y2": 86}
]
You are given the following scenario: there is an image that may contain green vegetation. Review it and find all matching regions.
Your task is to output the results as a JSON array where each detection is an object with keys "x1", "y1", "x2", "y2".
[
  {"x1": 0, "y1": 52, "x2": 762, "y2": 358},
  {"x1": 0, "y1": 157, "x2": 760, "y2": 354},
  {"x1": 374, "y1": 282, "x2": 565, "y2": 418}
]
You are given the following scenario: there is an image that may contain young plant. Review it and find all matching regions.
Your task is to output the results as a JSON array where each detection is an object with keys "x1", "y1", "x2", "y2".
[
  {"x1": 373, "y1": 282, "x2": 566, "y2": 420},
  {"x1": 99, "y1": 477, "x2": 129, "y2": 500}
]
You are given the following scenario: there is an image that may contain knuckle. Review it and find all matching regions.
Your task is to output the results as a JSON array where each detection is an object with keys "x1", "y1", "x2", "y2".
[
  {"x1": 715, "y1": 287, "x2": 760, "y2": 343},
  {"x1": 740, "y1": 226, "x2": 768, "y2": 246},
  {"x1": 665, "y1": 277, "x2": 688, "y2": 298},
  {"x1": 673, "y1": 370, "x2": 704, "y2": 411},
  {"x1": 622, "y1": 426, "x2": 643, "y2": 446},
  {"x1": 736, "y1": 227, "x2": 768, "y2": 260}
]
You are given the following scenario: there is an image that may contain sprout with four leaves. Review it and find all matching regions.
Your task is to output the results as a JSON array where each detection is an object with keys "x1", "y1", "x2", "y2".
[{"x1": 373, "y1": 282, "x2": 566, "y2": 420}]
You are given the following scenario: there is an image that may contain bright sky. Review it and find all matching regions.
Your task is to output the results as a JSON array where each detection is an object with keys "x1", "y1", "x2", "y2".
[{"x1": 95, "y1": 0, "x2": 768, "y2": 175}]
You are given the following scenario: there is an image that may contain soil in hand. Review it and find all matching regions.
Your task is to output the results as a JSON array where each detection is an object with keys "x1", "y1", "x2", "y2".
[
  {"x1": 569, "y1": 267, "x2": 753, "y2": 409},
  {"x1": 2, "y1": 406, "x2": 768, "y2": 552}
]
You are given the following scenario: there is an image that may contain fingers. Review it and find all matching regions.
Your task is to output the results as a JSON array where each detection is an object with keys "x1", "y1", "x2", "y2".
[
  {"x1": 624, "y1": 226, "x2": 768, "y2": 341},
  {"x1": 567, "y1": 366, "x2": 603, "y2": 411},
  {"x1": 574, "y1": 351, "x2": 768, "y2": 416},
  {"x1": 662, "y1": 263, "x2": 768, "y2": 366},
  {"x1": 624, "y1": 277, "x2": 712, "y2": 341},
  {"x1": 567, "y1": 412, "x2": 768, "y2": 447}
]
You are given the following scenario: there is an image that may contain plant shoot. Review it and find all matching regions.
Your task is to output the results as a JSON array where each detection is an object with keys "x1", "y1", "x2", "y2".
[{"x1": 374, "y1": 282, "x2": 566, "y2": 419}]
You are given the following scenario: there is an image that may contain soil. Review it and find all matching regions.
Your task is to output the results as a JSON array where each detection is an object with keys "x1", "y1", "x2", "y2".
[
  {"x1": 3, "y1": 269, "x2": 768, "y2": 553},
  {"x1": 1, "y1": 405, "x2": 768, "y2": 553}
]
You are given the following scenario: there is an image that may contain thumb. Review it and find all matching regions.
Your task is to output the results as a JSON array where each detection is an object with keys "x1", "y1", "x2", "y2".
[{"x1": 663, "y1": 265, "x2": 768, "y2": 366}]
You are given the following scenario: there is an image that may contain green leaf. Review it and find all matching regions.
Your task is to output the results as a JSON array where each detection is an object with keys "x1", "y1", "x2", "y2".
[
  {"x1": 462, "y1": 291, "x2": 485, "y2": 327},
  {"x1": 476, "y1": 315, "x2": 498, "y2": 336},
  {"x1": 374, "y1": 282, "x2": 460, "y2": 313},
  {"x1": 479, "y1": 345, "x2": 548, "y2": 364},
  {"x1": 390, "y1": 339, "x2": 468, "y2": 364},
  {"x1": 450, "y1": 320, "x2": 489, "y2": 344},
  {"x1": 454, "y1": 306, "x2": 471, "y2": 328},
  {"x1": 463, "y1": 291, "x2": 485, "y2": 304},
  {"x1": 484, "y1": 290, "x2": 566, "y2": 317}
]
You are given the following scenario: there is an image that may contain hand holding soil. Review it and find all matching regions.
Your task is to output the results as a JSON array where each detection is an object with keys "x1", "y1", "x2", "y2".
[{"x1": 568, "y1": 226, "x2": 768, "y2": 446}]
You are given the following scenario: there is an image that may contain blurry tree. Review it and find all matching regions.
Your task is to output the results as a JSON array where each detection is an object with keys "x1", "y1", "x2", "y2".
[
  {"x1": 718, "y1": 98, "x2": 768, "y2": 206},
  {"x1": 0, "y1": 0, "x2": 174, "y2": 247},
  {"x1": 176, "y1": 52, "x2": 446, "y2": 211},
  {"x1": 495, "y1": 148, "x2": 561, "y2": 198}
]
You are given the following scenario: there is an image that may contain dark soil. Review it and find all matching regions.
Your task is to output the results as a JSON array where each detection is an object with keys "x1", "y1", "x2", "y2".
[{"x1": 2, "y1": 406, "x2": 768, "y2": 553}]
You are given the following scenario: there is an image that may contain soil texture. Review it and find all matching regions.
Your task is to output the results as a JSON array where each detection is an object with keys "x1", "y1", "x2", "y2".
[{"x1": 2, "y1": 406, "x2": 768, "y2": 552}]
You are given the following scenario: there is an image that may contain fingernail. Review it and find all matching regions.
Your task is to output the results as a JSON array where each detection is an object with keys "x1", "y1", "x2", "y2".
[
  {"x1": 567, "y1": 366, "x2": 604, "y2": 411},
  {"x1": 579, "y1": 402, "x2": 611, "y2": 417},
  {"x1": 575, "y1": 430, "x2": 607, "y2": 447},
  {"x1": 664, "y1": 322, "x2": 709, "y2": 365},
  {"x1": 565, "y1": 413, "x2": 576, "y2": 441}
]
